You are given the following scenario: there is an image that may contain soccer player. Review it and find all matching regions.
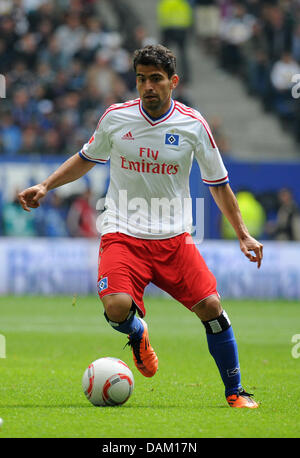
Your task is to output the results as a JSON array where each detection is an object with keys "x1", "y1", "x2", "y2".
[{"x1": 18, "y1": 45, "x2": 263, "y2": 408}]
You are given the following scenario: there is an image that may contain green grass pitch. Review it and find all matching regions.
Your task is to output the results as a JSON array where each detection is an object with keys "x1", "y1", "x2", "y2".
[{"x1": 0, "y1": 295, "x2": 300, "y2": 438}]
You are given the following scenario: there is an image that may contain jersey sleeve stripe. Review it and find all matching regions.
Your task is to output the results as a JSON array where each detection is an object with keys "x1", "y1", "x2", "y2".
[
  {"x1": 202, "y1": 175, "x2": 228, "y2": 183},
  {"x1": 79, "y1": 150, "x2": 108, "y2": 164},
  {"x1": 203, "y1": 180, "x2": 229, "y2": 187},
  {"x1": 176, "y1": 102, "x2": 214, "y2": 137},
  {"x1": 174, "y1": 105, "x2": 217, "y2": 148},
  {"x1": 202, "y1": 176, "x2": 229, "y2": 186}
]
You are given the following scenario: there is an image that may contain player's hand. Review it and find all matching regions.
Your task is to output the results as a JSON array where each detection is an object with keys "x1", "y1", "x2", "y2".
[
  {"x1": 239, "y1": 235, "x2": 263, "y2": 269},
  {"x1": 18, "y1": 184, "x2": 47, "y2": 212}
]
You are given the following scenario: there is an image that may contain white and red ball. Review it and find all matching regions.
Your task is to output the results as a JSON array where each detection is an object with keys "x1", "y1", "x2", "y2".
[{"x1": 82, "y1": 357, "x2": 134, "y2": 406}]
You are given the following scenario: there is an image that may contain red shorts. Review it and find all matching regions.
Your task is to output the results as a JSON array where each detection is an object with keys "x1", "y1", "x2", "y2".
[{"x1": 97, "y1": 232, "x2": 218, "y2": 317}]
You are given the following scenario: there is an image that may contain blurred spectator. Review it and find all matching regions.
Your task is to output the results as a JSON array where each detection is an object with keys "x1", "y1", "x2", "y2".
[
  {"x1": 86, "y1": 49, "x2": 125, "y2": 98},
  {"x1": 108, "y1": 0, "x2": 141, "y2": 53},
  {"x1": 266, "y1": 188, "x2": 300, "y2": 240},
  {"x1": 128, "y1": 25, "x2": 158, "y2": 52},
  {"x1": 271, "y1": 52, "x2": 300, "y2": 91},
  {"x1": 221, "y1": 190, "x2": 266, "y2": 239},
  {"x1": 0, "y1": 111, "x2": 22, "y2": 155},
  {"x1": 270, "y1": 52, "x2": 300, "y2": 125},
  {"x1": 208, "y1": 115, "x2": 231, "y2": 155},
  {"x1": 26, "y1": 1, "x2": 57, "y2": 29},
  {"x1": 78, "y1": 83, "x2": 104, "y2": 113},
  {"x1": 157, "y1": 0, "x2": 193, "y2": 81},
  {"x1": 2, "y1": 189, "x2": 36, "y2": 236},
  {"x1": 67, "y1": 189, "x2": 98, "y2": 237},
  {"x1": 266, "y1": 188, "x2": 300, "y2": 241},
  {"x1": 7, "y1": 59, "x2": 35, "y2": 89},
  {"x1": 54, "y1": 12, "x2": 85, "y2": 60},
  {"x1": 18, "y1": 125, "x2": 41, "y2": 154},
  {"x1": 0, "y1": 15, "x2": 18, "y2": 51},
  {"x1": 46, "y1": 69, "x2": 69, "y2": 100},
  {"x1": 35, "y1": 191, "x2": 69, "y2": 236},
  {"x1": 42, "y1": 128, "x2": 63, "y2": 155},
  {"x1": 245, "y1": 48, "x2": 271, "y2": 102},
  {"x1": 67, "y1": 59, "x2": 86, "y2": 91},
  {"x1": 39, "y1": 35, "x2": 66, "y2": 71},
  {"x1": 261, "y1": 4, "x2": 293, "y2": 63},
  {"x1": 15, "y1": 32, "x2": 39, "y2": 69},
  {"x1": 82, "y1": 16, "x2": 116, "y2": 53},
  {"x1": 12, "y1": 87, "x2": 37, "y2": 128},
  {"x1": 219, "y1": 3, "x2": 255, "y2": 75},
  {"x1": 57, "y1": 91, "x2": 81, "y2": 127},
  {"x1": 0, "y1": 37, "x2": 14, "y2": 72},
  {"x1": 194, "y1": 0, "x2": 220, "y2": 51},
  {"x1": 241, "y1": 21, "x2": 270, "y2": 96},
  {"x1": 36, "y1": 17, "x2": 54, "y2": 50},
  {"x1": 36, "y1": 61, "x2": 55, "y2": 87}
]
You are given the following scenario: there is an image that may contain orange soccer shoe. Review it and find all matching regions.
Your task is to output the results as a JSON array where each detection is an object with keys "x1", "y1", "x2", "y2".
[
  {"x1": 126, "y1": 318, "x2": 158, "y2": 378},
  {"x1": 226, "y1": 389, "x2": 259, "y2": 409}
]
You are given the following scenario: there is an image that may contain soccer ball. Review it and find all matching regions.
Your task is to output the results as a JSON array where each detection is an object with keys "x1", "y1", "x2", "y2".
[{"x1": 82, "y1": 357, "x2": 134, "y2": 406}]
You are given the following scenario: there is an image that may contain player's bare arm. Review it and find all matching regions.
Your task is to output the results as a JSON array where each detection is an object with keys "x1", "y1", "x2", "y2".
[
  {"x1": 209, "y1": 183, "x2": 263, "y2": 268},
  {"x1": 18, "y1": 153, "x2": 95, "y2": 212}
]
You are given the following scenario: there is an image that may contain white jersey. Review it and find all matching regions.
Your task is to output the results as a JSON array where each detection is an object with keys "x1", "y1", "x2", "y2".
[{"x1": 79, "y1": 98, "x2": 229, "y2": 239}]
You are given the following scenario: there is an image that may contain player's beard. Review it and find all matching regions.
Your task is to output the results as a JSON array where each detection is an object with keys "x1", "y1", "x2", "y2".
[
  {"x1": 142, "y1": 94, "x2": 169, "y2": 116},
  {"x1": 142, "y1": 95, "x2": 161, "y2": 111}
]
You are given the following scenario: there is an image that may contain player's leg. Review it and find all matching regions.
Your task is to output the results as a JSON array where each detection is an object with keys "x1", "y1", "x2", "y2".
[
  {"x1": 101, "y1": 293, "x2": 158, "y2": 378},
  {"x1": 151, "y1": 233, "x2": 258, "y2": 407},
  {"x1": 193, "y1": 296, "x2": 258, "y2": 408},
  {"x1": 98, "y1": 233, "x2": 158, "y2": 377}
]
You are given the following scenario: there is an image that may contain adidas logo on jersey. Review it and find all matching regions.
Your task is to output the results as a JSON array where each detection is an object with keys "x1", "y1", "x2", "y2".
[{"x1": 122, "y1": 131, "x2": 135, "y2": 140}]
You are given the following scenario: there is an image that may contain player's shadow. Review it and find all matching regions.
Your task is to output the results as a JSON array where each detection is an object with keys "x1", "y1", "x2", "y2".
[
  {"x1": 0, "y1": 403, "x2": 227, "y2": 409},
  {"x1": 0, "y1": 404, "x2": 93, "y2": 408},
  {"x1": 126, "y1": 405, "x2": 227, "y2": 410}
]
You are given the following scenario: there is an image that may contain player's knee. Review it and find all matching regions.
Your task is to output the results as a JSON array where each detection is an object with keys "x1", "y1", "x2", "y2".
[
  {"x1": 102, "y1": 294, "x2": 133, "y2": 323},
  {"x1": 193, "y1": 294, "x2": 222, "y2": 321}
]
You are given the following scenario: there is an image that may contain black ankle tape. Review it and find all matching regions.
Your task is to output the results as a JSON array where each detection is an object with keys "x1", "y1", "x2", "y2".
[{"x1": 202, "y1": 310, "x2": 231, "y2": 334}]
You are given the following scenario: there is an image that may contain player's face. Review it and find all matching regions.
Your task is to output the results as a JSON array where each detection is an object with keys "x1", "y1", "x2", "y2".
[{"x1": 136, "y1": 65, "x2": 179, "y2": 118}]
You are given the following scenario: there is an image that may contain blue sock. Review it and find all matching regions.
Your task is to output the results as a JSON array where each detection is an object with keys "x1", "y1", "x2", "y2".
[
  {"x1": 105, "y1": 311, "x2": 144, "y2": 341},
  {"x1": 203, "y1": 312, "x2": 242, "y2": 397}
]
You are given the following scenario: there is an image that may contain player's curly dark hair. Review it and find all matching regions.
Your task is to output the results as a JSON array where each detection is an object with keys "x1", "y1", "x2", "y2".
[{"x1": 133, "y1": 44, "x2": 176, "y2": 78}]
